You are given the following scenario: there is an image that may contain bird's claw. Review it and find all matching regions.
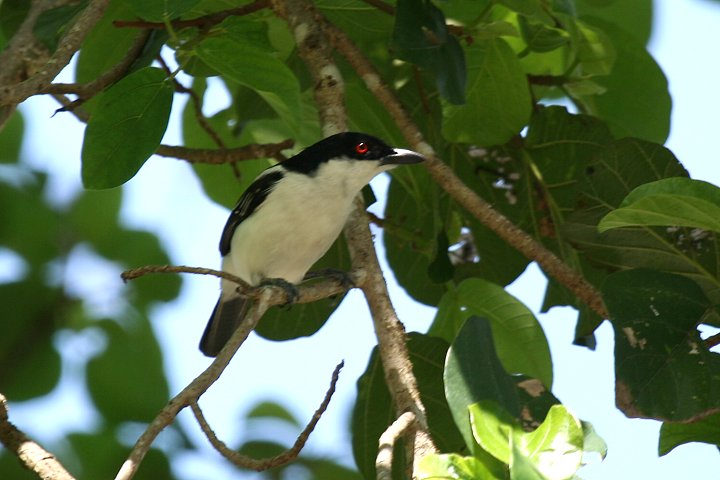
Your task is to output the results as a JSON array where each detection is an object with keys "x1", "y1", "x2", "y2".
[
  {"x1": 258, "y1": 277, "x2": 299, "y2": 306},
  {"x1": 304, "y1": 268, "x2": 356, "y2": 290}
]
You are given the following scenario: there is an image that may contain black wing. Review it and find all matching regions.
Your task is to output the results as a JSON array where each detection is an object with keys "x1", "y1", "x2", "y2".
[{"x1": 219, "y1": 170, "x2": 284, "y2": 256}]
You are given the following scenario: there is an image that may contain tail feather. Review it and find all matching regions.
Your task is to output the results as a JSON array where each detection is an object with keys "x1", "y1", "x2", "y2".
[{"x1": 200, "y1": 294, "x2": 250, "y2": 357}]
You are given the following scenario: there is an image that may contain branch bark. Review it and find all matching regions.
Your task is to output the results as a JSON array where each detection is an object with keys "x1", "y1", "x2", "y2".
[
  {"x1": 272, "y1": 0, "x2": 438, "y2": 475},
  {"x1": 326, "y1": 22, "x2": 609, "y2": 320},
  {"x1": 0, "y1": 394, "x2": 75, "y2": 480},
  {"x1": 0, "y1": 0, "x2": 111, "y2": 109}
]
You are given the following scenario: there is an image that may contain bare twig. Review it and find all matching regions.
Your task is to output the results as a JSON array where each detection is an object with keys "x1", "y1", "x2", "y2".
[
  {"x1": 115, "y1": 289, "x2": 273, "y2": 480},
  {"x1": 0, "y1": 0, "x2": 111, "y2": 108},
  {"x1": 121, "y1": 263, "x2": 363, "y2": 305},
  {"x1": 376, "y1": 411, "x2": 417, "y2": 480},
  {"x1": 155, "y1": 141, "x2": 294, "y2": 164},
  {"x1": 0, "y1": 394, "x2": 75, "y2": 480},
  {"x1": 327, "y1": 20, "x2": 609, "y2": 320},
  {"x1": 273, "y1": 0, "x2": 438, "y2": 475},
  {"x1": 190, "y1": 360, "x2": 344, "y2": 470},
  {"x1": 113, "y1": 0, "x2": 269, "y2": 30},
  {"x1": 42, "y1": 29, "x2": 151, "y2": 110},
  {"x1": 705, "y1": 332, "x2": 720, "y2": 350}
]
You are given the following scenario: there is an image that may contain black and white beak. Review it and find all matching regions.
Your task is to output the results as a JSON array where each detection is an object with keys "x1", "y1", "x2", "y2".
[{"x1": 381, "y1": 148, "x2": 425, "y2": 165}]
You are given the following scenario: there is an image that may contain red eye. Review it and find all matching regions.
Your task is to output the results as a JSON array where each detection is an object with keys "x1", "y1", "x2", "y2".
[{"x1": 355, "y1": 142, "x2": 369, "y2": 155}]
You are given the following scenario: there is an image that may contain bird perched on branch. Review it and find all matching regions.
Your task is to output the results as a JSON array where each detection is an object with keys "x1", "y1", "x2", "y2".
[{"x1": 200, "y1": 132, "x2": 425, "y2": 356}]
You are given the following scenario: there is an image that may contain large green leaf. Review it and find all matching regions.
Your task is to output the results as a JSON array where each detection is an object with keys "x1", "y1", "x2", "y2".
[
  {"x1": 417, "y1": 453, "x2": 499, "y2": 480},
  {"x1": 351, "y1": 334, "x2": 465, "y2": 480},
  {"x1": 81, "y1": 67, "x2": 174, "y2": 189},
  {"x1": 576, "y1": 0, "x2": 653, "y2": 46},
  {"x1": 33, "y1": 1, "x2": 87, "y2": 51},
  {"x1": 392, "y1": 0, "x2": 466, "y2": 104},
  {"x1": 469, "y1": 402, "x2": 584, "y2": 480},
  {"x1": 430, "y1": 278, "x2": 553, "y2": 387},
  {"x1": 442, "y1": 38, "x2": 531, "y2": 146},
  {"x1": 444, "y1": 317, "x2": 559, "y2": 452},
  {"x1": 580, "y1": 19, "x2": 670, "y2": 143},
  {"x1": 87, "y1": 319, "x2": 170, "y2": 424},
  {"x1": 195, "y1": 19, "x2": 302, "y2": 131},
  {"x1": 603, "y1": 269, "x2": 720, "y2": 422},
  {"x1": 599, "y1": 178, "x2": 720, "y2": 233},
  {"x1": 659, "y1": 412, "x2": 720, "y2": 456}
]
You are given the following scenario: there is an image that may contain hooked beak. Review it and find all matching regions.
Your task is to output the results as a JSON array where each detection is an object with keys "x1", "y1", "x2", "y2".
[{"x1": 381, "y1": 148, "x2": 425, "y2": 165}]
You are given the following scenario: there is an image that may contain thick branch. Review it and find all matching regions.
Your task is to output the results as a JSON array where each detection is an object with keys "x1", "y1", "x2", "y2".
[
  {"x1": 0, "y1": 394, "x2": 75, "y2": 480},
  {"x1": 274, "y1": 0, "x2": 438, "y2": 473},
  {"x1": 327, "y1": 22, "x2": 609, "y2": 319},
  {"x1": 190, "y1": 360, "x2": 343, "y2": 470},
  {"x1": 0, "y1": 0, "x2": 111, "y2": 108}
]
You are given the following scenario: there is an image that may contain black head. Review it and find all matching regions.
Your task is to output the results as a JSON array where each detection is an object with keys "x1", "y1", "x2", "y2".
[{"x1": 282, "y1": 132, "x2": 424, "y2": 175}]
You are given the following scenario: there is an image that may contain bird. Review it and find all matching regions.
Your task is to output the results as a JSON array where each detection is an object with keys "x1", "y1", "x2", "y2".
[{"x1": 199, "y1": 132, "x2": 425, "y2": 356}]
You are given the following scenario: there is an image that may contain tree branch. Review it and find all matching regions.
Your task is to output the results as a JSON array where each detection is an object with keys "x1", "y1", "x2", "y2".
[
  {"x1": 376, "y1": 411, "x2": 416, "y2": 480},
  {"x1": 273, "y1": 0, "x2": 438, "y2": 475},
  {"x1": 112, "y1": 0, "x2": 270, "y2": 30},
  {"x1": 326, "y1": 21, "x2": 609, "y2": 320},
  {"x1": 190, "y1": 360, "x2": 343, "y2": 470},
  {"x1": 114, "y1": 288, "x2": 273, "y2": 480},
  {"x1": 0, "y1": 0, "x2": 111, "y2": 108},
  {"x1": 0, "y1": 394, "x2": 75, "y2": 480},
  {"x1": 155, "y1": 141, "x2": 294, "y2": 164}
]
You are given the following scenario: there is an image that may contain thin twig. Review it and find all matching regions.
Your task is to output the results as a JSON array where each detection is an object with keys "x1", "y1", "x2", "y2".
[
  {"x1": 190, "y1": 361, "x2": 344, "y2": 470},
  {"x1": 113, "y1": 0, "x2": 269, "y2": 30},
  {"x1": 0, "y1": 394, "x2": 75, "y2": 480},
  {"x1": 376, "y1": 411, "x2": 416, "y2": 480},
  {"x1": 115, "y1": 289, "x2": 273, "y2": 480},
  {"x1": 327, "y1": 19, "x2": 609, "y2": 320},
  {"x1": 155, "y1": 141, "x2": 294, "y2": 164},
  {"x1": 705, "y1": 332, "x2": 720, "y2": 350}
]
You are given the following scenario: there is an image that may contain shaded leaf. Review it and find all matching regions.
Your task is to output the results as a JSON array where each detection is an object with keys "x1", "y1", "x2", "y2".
[
  {"x1": 33, "y1": 1, "x2": 87, "y2": 51},
  {"x1": 87, "y1": 319, "x2": 169, "y2": 424},
  {"x1": 444, "y1": 317, "x2": 559, "y2": 452},
  {"x1": 0, "y1": 109, "x2": 23, "y2": 164},
  {"x1": 127, "y1": 0, "x2": 200, "y2": 22},
  {"x1": 442, "y1": 38, "x2": 531, "y2": 146},
  {"x1": 659, "y1": 412, "x2": 720, "y2": 456},
  {"x1": 417, "y1": 453, "x2": 499, "y2": 480},
  {"x1": 431, "y1": 278, "x2": 553, "y2": 387},
  {"x1": 81, "y1": 67, "x2": 174, "y2": 189},
  {"x1": 603, "y1": 269, "x2": 720, "y2": 422},
  {"x1": 392, "y1": 0, "x2": 466, "y2": 104}
]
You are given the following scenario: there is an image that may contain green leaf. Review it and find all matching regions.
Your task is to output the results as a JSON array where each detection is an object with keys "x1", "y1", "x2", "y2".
[
  {"x1": 518, "y1": 16, "x2": 569, "y2": 53},
  {"x1": 431, "y1": 278, "x2": 553, "y2": 387},
  {"x1": 602, "y1": 269, "x2": 720, "y2": 422},
  {"x1": 127, "y1": 0, "x2": 200, "y2": 22},
  {"x1": 469, "y1": 402, "x2": 584, "y2": 480},
  {"x1": 33, "y1": 1, "x2": 87, "y2": 51},
  {"x1": 392, "y1": 0, "x2": 467, "y2": 104},
  {"x1": 599, "y1": 178, "x2": 720, "y2": 233},
  {"x1": 442, "y1": 38, "x2": 531, "y2": 146},
  {"x1": 576, "y1": 0, "x2": 653, "y2": 45},
  {"x1": 659, "y1": 412, "x2": 720, "y2": 456},
  {"x1": 352, "y1": 334, "x2": 465, "y2": 479},
  {"x1": 497, "y1": 0, "x2": 554, "y2": 24},
  {"x1": 75, "y1": 0, "x2": 140, "y2": 85},
  {"x1": 0, "y1": 109, "x2": 23, "y2": 164},
  {"x1": 87, "y1": 319, "x2": 170, "y2": 424},
  {"x1": 417, "y1": 453, "x2": 499, "y2": 480},
  {"x1": 444, "y1": 317, "x2": 559, "y2": 452},
  {"x1": 81, "y1": 67, "x2": 174, "y2": 189},
  {"x1": 195, "y1": 21, "x2": 302, "y2": 131},
  {"x1": 581, "y1": 19, "x2": 670, "y2": 143},
  {"x1": 246, "y1": 400, "x2": 301, "y2": 427},
  {"x1": 0, "y1": 0, "x2": 29, "y2": 41}
]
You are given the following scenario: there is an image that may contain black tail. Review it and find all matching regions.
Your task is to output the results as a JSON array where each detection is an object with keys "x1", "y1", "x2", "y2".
[{"x1": 199, "y1": 294, "x2": 250, "y2": 357}]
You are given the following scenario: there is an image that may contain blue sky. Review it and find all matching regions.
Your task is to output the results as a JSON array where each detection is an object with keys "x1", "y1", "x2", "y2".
[{"x1": 9, "y1": 0, "x2": 720, "y2": 478}]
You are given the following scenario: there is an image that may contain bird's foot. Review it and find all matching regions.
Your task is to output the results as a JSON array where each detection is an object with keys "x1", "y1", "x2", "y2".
[
  {"x1": 304, "y1": 268, "x2": 356, "y2": 290},
  {"x1": 258, "y1": 277, "x2": 299, "y2": 306}
]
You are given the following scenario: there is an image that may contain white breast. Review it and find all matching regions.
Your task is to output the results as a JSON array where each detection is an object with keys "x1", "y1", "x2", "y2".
[{"x1": 221, "y1": 159, "x2": 389, "y2": 293}]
